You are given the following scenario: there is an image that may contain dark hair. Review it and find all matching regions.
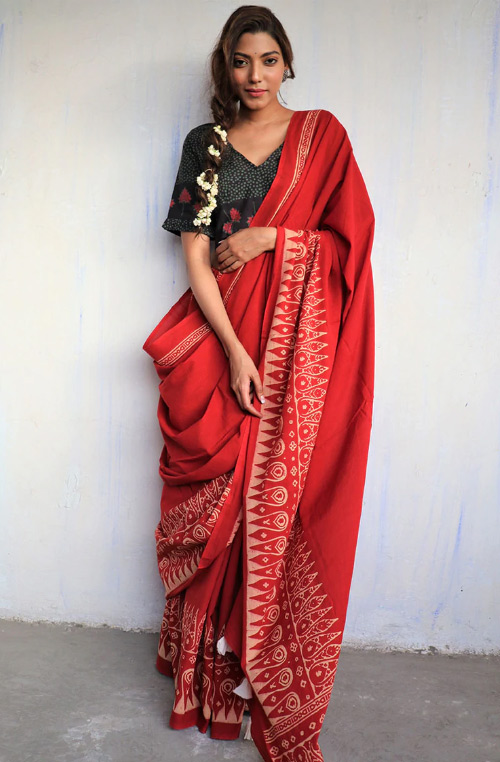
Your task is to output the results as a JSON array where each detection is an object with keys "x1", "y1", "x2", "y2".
[{"x1": 195, "y1": 6, "x2": 295, "y2": 228}]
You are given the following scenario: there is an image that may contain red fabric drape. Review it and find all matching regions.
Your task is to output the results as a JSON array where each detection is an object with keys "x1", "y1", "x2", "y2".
[{"x1": 143, "y1": 109, "x2": 375, "y2": 761}]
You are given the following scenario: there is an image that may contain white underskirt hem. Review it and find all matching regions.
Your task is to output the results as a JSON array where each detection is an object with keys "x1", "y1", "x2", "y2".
[
  {"x1": 233, "y1": 676, "x2": 253, "y2": 699},
  {"x1": 216, "y1": 634, "x2": 233, "y2": 655}
]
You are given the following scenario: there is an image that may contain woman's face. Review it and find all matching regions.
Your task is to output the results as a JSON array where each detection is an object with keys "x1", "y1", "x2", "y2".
[{"x1": 231, "y1": 32, "x2": 287, "y2": 110}]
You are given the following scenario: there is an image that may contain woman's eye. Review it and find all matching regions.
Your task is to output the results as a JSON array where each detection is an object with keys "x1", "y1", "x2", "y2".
[
  {"x1": 265, "y1": 58, "x2": 278, "y2": 65},
  {"x1": 234, "y1": 59, "x2": 247, "y2": 67}
]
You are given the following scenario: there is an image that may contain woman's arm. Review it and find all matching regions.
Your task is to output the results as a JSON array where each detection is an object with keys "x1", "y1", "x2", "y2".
[
  {"x1": 181, "y1": 231, "x2": 265, "y2": 417},
  {"x1": 215, "y1": 227, "x2": 277, "y2": 273}
]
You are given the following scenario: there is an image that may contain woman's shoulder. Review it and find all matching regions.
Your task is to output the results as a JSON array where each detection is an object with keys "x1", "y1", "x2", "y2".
[
  {"x1": 183, "y1": 122, "x2": 215, "y2": 148},
  {"x1": 291, "y1": 108, "x2": 347, "y2": 138},
  {"x1": 309, "y1": 108, "x2": 346, "y2": 133},
  {"x1": 300, "y1": 109, "x2": 350, "y2": 148}
]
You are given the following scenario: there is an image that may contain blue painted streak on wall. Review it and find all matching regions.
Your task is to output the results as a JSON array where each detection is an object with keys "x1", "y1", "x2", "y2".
[
  {"x1": 488, "y1": 5, "x2": 499, "y2": 133},
  {"x1": 479, "y1": 5, "x2": 500, "y2": 275},
  {"x1": 431, "y1": 502, "x2": 464, "y2": 626}
]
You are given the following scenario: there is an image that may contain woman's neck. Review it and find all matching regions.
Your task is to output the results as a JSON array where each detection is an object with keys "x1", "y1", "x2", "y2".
[{"x1": 236, "y1": 101, "x2": 292, "y2": 127}]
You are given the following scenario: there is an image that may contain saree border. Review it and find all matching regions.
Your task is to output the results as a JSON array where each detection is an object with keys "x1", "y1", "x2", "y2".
[
  {"x1": 242, "y1": 227, "x2": 341, "y2": 758},
  {"x1": 265, "y1": 109, "x2": 320, "y2": 226}
]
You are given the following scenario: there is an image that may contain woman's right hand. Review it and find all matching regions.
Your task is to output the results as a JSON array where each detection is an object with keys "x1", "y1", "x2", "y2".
[{"x1": 228, "y1": 342, "x2": 265, "y2": 418}]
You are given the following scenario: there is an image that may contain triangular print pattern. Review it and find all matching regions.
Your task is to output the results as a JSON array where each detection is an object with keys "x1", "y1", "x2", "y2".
[
  {"x1": 244, "y1": 229, "x2": 341, "y2": 759},
  {"x1": 156, "y1": 472, "x2": 233, "y2": 596}
]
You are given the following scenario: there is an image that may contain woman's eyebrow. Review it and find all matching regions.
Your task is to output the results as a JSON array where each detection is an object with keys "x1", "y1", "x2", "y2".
[{"x1": 233, "y1": 50, "x2": 281, "y2": 58}]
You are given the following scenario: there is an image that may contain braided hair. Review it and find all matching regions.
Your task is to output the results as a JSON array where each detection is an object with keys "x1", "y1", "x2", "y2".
[{"x1": 194, "y1": 6, "x2": 295, "y2": 232}]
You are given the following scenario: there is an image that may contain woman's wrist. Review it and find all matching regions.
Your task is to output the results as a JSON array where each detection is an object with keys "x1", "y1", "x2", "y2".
[
  {"x1": 260, "y1": 226, "x2": 277, "y2": 251},
  {"x1": 222, "y1": 335, "x2": 243, "y2": 358}
]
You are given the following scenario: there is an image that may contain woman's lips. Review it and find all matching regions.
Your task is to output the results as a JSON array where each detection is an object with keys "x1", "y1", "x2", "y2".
[{"x1": 246, "y1": 89, "x2": 266, "y2": 97}]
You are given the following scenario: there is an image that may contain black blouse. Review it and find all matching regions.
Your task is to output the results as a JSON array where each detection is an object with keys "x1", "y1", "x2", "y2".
[{"x1": 162, "y1": 123, "x2": 283, "y2": 242}]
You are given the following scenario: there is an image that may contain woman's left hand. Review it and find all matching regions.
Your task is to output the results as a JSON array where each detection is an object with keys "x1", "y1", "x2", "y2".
[{"x1": 215, "y1": 227, "x2": 277, "y2": 273}]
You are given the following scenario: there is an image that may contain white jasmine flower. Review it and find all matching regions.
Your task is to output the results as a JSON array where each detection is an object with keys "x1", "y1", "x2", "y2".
[{"x1": 213, "y1": 125, "x2": 228, "y2": 143}]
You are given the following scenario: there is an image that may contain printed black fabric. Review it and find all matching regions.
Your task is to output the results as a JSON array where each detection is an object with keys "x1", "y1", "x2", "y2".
[{"x1": 163, "y1": 123, "x2": 284, "y2": 242}]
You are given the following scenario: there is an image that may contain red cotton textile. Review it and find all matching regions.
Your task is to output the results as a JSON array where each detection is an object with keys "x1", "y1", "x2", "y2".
[{"x1": 143, "y1": 109, "x2": 375, "y2": 761}]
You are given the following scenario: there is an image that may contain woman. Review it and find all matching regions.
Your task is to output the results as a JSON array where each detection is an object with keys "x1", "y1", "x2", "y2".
[{"x1": 143, "y1": 6, "x2": 375, "y2": 761}]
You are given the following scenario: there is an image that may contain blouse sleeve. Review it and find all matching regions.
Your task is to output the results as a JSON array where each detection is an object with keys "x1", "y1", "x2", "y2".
[{"x1": 162, "y1": 124, "x2": 215, "y2": 239}]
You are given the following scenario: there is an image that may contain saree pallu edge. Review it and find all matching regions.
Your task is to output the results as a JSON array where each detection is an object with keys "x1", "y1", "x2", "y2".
[{"x1": 143, "y1": 109, "x2": 375, "y2": 761}]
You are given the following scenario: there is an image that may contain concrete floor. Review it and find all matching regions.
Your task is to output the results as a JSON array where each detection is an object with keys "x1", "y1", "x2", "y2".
[{"x1": 0, "y1": 621, "x2": 498, "y2": 762}]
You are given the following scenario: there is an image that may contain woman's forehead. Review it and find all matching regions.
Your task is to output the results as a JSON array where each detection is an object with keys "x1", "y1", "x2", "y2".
[{"x1": 235, "y1": 31, "x2": 282, "y2": 55}]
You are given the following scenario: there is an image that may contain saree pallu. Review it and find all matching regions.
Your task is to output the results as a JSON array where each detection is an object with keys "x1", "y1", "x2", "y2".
[{"x1": 144, "y1": 109, "x2": 375, "y2": 762}]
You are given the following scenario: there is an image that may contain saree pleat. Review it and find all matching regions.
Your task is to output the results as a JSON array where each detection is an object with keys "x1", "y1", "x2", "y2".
[{"x1": 144, "y1": 109, "x2": 375, "y2": 761}]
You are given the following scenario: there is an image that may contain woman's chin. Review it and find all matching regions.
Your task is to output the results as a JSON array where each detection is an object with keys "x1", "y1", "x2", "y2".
[{"x1": 239, "y1": 93, "x2": 276, "y2": 110}]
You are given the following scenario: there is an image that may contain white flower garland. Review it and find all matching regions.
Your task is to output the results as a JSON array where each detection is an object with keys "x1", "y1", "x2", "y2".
[
  {"x1": 193, "y1": 171, "x2": 218, "y2": 226},
  {"x1": 193, "y1": 124, "x2": 228, "y2": 228}
]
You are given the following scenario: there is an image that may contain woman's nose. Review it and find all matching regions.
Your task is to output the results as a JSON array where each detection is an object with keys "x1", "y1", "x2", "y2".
[{"x1": 248, "y1": 63, "x2": 262, "y2": 82}]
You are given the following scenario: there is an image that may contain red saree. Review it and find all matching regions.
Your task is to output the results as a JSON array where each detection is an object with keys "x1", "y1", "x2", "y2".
[{"x1": 143, "y1": 109, "x2": 375, "y2": 761}]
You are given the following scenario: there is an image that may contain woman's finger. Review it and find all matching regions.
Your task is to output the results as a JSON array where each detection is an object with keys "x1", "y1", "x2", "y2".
[
  {"x1": 215, "y1": 240, "x2": 229, "y2": 256},
  {"x1": 233, "y1": 383, "x2": 245, "y2": 411},
  {"x1": 251, "y1": 370, "x2": 265, "y2": 405},
  {"x1": 232, "y1": 385, "x2": 243, "y2": 411},
  {"x1": 246, "y1": 401, "x2": 262, "y2": 418},
  {"x1": 217, "y1": 248, "x2": 232, "y2": 263},
  {"x1": 240, "y1": 378, "x2": 262, "y2": 418},
  {"x1": 221, "y1": 263, "x2": 241, "y2": 273}
]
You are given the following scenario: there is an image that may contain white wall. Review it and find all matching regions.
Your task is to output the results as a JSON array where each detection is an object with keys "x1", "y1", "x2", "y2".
[{"x1": 0, "y1": 0, "x2": 499, "y2": 653}]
